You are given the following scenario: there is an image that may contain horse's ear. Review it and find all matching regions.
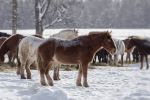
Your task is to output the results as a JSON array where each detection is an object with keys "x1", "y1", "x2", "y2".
[
  {"x1": 107, "y1": 30, "x2": 112, "y2": 35},
  {"x1": 74, "y1": 28, "x2": 79, "y2": 33}
]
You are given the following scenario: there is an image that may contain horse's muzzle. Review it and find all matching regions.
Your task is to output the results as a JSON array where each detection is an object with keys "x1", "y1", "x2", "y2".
[{"x1": 111, "y1": 48, "x2": 116, "y2": 55}]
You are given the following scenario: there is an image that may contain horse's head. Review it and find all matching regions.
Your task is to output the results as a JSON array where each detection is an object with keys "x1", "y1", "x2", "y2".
[{"x1": 102, "y1": 31, "x2": 116, "y2": 55}]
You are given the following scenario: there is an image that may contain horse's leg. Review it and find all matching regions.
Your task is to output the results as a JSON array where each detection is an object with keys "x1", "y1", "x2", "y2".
[
  {"x1": 145, "y1": 55, "x2": 149, "y2": 70},
  {"x1": 25, "y1": 61, "x2": 32, "y2": 79},
  {"x1": 140, "y1": 55, "x2": 144, "y2": 70},
  {"x1": 121, "y1": 54, "x2": 124, "y2": 66},
  {"x1": 76, "y1": 64, "x2": 82, "y2": 86},
  {"x1": 16, "y1": 53, "x2": 21, "y2": 75},
  {"x1": 7, "y1": 52, "x2": 12, "y2": 64},
  {"x1": 53, "y1": 62, "x2": 60, "y2": 80},
  {"x1": 82, "y1": 63, "x2": 89, "y2": 87},
  {"x1": 114, "y1": 54, "x2": 118, "y2": 66},
  {"x1": 92, "y1": 56, "x2": 96, "y2": 64},
  {"x1": 39, "y1": 68, "x2": 47, "y2": 86},
  {"x1": 45, "y1": 63, "x2": 53, "y2": 86},
  {"x1": 129, "y1": 53, "x2": 131, "y2": 64},
  {"x1": 20, "y1": 62, "x2": 26, "y2": 79}
]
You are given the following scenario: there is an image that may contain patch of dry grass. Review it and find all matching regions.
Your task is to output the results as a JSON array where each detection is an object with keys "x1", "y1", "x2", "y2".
[{"x1": 0, "y1": 63, "x2": 16, "y2": 72}]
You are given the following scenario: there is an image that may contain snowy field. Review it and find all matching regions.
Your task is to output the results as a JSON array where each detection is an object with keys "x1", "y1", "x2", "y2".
[
  {"x1": 1, "y1": 64, "x2": 150, "y2": 100},
  {"x1": 0, "y1": 29, "x2": 150, "y2": 100}
]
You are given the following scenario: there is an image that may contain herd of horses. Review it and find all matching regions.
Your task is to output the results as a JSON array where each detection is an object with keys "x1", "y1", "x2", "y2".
[{"x1": 0, "y1": 30, "x2": 150, "y2": 87}]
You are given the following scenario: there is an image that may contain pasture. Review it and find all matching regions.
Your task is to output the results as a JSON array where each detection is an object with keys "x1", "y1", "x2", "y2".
[{"x1": 0, "y1": 29, "x2": 150, "y2": 100}]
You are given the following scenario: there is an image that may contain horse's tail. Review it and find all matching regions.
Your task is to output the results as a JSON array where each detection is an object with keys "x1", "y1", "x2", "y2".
[{"x1": 37, "y1": 50, "x2": 44, "y2": 71}]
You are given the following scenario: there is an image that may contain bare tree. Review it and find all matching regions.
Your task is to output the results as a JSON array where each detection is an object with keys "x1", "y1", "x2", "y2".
[
  {"x1": 35, "y1": 0, "x2": 50, "y2": 35},
  {"x1": 12, "y1": 0, "x2": 18, "y2": 34}
]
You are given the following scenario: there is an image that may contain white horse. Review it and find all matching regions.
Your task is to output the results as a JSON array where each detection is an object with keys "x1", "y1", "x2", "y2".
[
  {"x1": 50, "y1": 29, "x2": 78, "y2": 80},
  {"x1": 110, "y1": 39, "x2": 125, "y2": 66},
  {"x1": 18, "y1": 36, "x2": 44, "y2": 79}
]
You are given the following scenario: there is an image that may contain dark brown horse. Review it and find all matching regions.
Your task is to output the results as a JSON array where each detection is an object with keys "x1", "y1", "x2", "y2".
[
  {"x1": 0, "y1": 34, "x2": 24, "y2": 67},
  {"x1": 127, "y1": 36, "x2": 150, "y2": 69},
  {"x1": 37, "y1": 31, "x2": 116, "y2": 87}
]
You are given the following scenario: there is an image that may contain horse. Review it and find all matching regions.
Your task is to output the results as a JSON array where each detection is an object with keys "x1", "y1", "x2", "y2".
[
  {"x1": 109, "y1": 39, "x2": 125, "y2": 66},
  {"x1": 36, "y1": 31, "x2": 116, "y2": 87},
  {"x1": 93, "y1": 48, "x2": 109, "y2": 64},
  {"x1": 127, "y1": 36, "x2": 150, "y2": 69},
  {"x1": 0, "y1": 32, "x2": 11, "y2": 37},
  {"x1": 0, "y1": 34, "x2": 24, "y2": 68},
  {"x1": 0, "y1": 37, "x2": 12, "y2": 64},
  {"x1": 50, "y1": 29, "x2": 78, "y2": 80},
  {"x1": 18, "y1": 36, "x2": 44, "y2": 79}
]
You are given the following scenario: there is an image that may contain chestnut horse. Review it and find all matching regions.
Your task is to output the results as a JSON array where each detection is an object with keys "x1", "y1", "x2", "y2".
[
  {"x1": 0, "y1": 34, "x2": 24, "y2": 67},
  {"x1": 37, "y1": 31, "x2": 116, "y2": 87},
  {"x1": 127, "y1": 36, "x2": 150, "y2": 69}
]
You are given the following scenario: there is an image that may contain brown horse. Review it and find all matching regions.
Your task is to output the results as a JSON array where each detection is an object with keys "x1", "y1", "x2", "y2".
[
  {"x1": 0, "y1": 37, "x2": 17, "y2": 65},
  {"x1": 0, "y1": 34, "x2": 24, "y2": 66},
  {"x1": 127, "y1": 36, "x2": 150, "y2": 69},
  {"x1": 37, "y1": 31, "x2": 116, "y2": 87}
]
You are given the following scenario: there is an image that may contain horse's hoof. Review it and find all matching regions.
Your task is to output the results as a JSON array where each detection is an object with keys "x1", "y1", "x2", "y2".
[
  {"x1": 41, "y1": 82, "x2": 47, "y2": 86},
  {"x1": 27, "y1": 76, "x2": 31, "y2": 79},
  {"x1": 76, "y1": 82, "x2": 82, "y2": 86},
  {"x1": 83, "y1": 83, "x2": 89, "y2": 87},
  {"x1": 48, "y1": 82, "x2": 54, "y2": 86},
  {"x1": 53, "y1": 76, "x2": 60, "y2": 80},
  {"x1": 21, "y1": 76, "x2": 26, "y2": 79}
]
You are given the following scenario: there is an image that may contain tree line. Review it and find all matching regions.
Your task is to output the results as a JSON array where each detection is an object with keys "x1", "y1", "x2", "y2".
[{"x1": 0, "y1": 0, "x2": 150, "y2": 35}]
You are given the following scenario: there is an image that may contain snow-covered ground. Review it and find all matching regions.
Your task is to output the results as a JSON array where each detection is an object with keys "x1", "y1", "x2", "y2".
[
  {"x1": 0, "y1": 63, "x2": 150, "y2": 100},
  {"x1": 0, "y1": 29, "x2": 150, "y2": 100}
]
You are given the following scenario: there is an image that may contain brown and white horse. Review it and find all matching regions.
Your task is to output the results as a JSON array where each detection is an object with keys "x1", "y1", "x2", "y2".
[{"x1": 37, "y1": 31, "x2": 116, "y2": 87}]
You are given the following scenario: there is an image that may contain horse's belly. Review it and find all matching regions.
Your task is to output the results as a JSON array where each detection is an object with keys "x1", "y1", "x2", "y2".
[{"x1": 53, "y1": 55, "x2": 79, "y2": 64}]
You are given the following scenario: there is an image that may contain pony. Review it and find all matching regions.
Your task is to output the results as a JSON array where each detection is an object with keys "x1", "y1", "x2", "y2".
[
  {"x1": 109, "y1": 39, "x2": 125, "y2": 66},
  {"x1": 127, "y1": 36, "x2": 150, "y2": 69},
  {"x1": 93, "y1": 48, "x2": 109, "y2": 64},
  {"x1": 0, "y1": 34, "x2": 24, "y2": 68},
  {"x1": 18, "y1": 36, "x2": 44, "y2": 79},
  {"x1": 36, "y1": 31, "x2": 116, "y2": 87},
  {"x1": 50, "y1": 29, "x2": 78, "y2": 80},
  {"x1": 0, "y1": 37, "x2": 12, "y2": 64}
]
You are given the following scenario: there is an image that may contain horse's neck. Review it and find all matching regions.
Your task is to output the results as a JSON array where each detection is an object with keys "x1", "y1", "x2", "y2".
[{"x1": 87, "y1": 36, "x2": 103, "y2": 53}]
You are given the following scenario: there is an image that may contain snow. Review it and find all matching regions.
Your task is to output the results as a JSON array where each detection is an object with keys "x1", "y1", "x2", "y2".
[
  {"x1": 0, "y1": 64, "x2": 150, "y2": 100},
  {"x1": 0, "y1": 29, "x2": 150, "y2": 100}
]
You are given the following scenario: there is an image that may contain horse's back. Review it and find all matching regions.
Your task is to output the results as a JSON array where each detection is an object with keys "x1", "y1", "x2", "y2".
[{"x1": 51, "y1": 29, "x2": 78, "y2": 40}]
